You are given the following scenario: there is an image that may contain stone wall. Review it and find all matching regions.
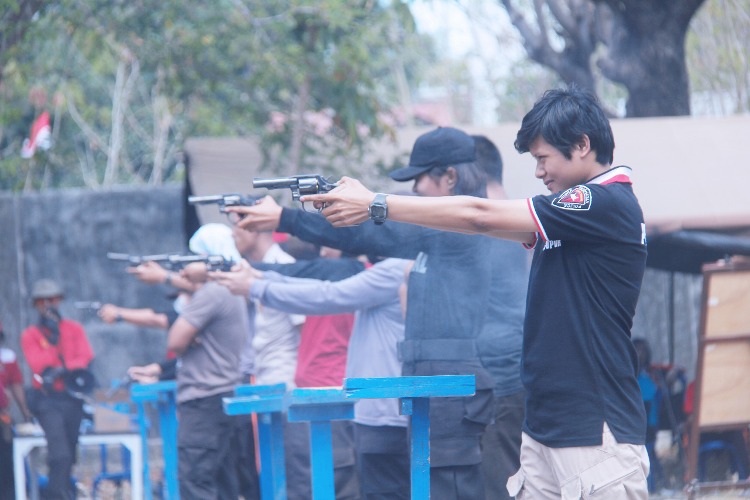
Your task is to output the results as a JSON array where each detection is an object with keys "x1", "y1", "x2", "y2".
[{"x1": 0, "y1": 185, "x2": 187, "y2": 388}]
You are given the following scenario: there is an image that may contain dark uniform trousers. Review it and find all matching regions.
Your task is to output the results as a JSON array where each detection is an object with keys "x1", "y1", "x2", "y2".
[
  {"x1": 354, "y1": 423, "x2": 410, "y2": 500},
  {"x1": 405, "y1": 359, "x2": 495, "y2": 500},
  {"x1": 480, "y1": 390, "x2": 525, "y2": 500},
  {"x1": 29, "y1": 390, "x2": 84, "y2": 500},
  {"x1": 177, "y1": 392, "x2": 238, "y2": 500}
]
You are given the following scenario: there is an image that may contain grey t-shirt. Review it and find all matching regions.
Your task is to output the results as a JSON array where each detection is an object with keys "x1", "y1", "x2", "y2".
[{"x1": 176, "y1": 282, "x2": 248, "y2": 403}]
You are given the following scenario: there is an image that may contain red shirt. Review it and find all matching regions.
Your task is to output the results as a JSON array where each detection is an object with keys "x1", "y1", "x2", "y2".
[
  {"x1": 294, "y1": 314, "x2": 353, "y2": 388},
  {"x1": 0, "y1": 348, "x2": 23, "y2": 409},
  {"x1": 21, "y1": 319, "x2": 94, "y2": 391}
]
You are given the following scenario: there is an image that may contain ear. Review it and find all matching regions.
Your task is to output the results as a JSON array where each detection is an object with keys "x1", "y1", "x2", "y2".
[
  {"x1": 445, "y1": 166, "x2": 458, "y2": 186},
  {"x1": 576, "y1": 135, "x2": 592, "y2": 157}
]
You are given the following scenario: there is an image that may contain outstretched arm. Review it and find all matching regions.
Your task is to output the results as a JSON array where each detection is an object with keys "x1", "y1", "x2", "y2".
[
  {"x1": 249, "y1": 258, "x2": 408, "y2": 316},
  {"x1": 302, "y1": 177, "x2": 537, "y2": 244},
  {"x1": 99, "y1": 304, "x2": 169, "y2": 329},
  {"x1": 127, "y1": 261, "x2": 197, "y2": 292}
]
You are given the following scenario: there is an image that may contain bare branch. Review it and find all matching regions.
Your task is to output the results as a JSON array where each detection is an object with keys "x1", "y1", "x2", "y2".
[
  {"x1": 74, "y1": 141, "x2": 100, "y2": 189},
  {"x1": 66, "y1": 95, "x2": 108, "y2": 156},
  {"x1": 104, "y1": 47, "x2": 139, "y2": 187}
]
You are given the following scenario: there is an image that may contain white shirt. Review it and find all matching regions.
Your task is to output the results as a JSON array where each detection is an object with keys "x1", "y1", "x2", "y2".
[{"x1": 251, "y1": 243, "x2": 305, "y2": 387}]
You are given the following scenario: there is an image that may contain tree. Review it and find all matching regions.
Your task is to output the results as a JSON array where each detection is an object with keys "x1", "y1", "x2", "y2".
[
  {"x1": 0, "y1": 1, "x2": 428, "y2": 191},
  {"x1": 687, "y1": 0, "x2": 750, "y2": 115},
  {"x1": 232, "y1": 2, "x2": 430, "y2": 180},
  {"x1": 0, "y1": 0, "x2": 45, "y2": 87},
  {"x1": 496, "y1": 0, "x2": 706, "y2": 117}
]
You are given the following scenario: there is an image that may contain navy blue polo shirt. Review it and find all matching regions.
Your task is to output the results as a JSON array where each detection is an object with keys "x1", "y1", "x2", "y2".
[{"x1": 522, "y1": 166, "x2": 648, "y2": 448}]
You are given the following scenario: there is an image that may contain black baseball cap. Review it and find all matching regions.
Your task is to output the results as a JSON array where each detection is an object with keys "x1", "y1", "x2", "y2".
[{"x1": 388, "y1": 127, "x2": 476, "y2": 182}]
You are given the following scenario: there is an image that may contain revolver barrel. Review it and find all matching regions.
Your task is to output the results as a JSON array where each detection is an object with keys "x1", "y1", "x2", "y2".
[{"x1": 252, "y1": 177, "x2": 296, "y2": 190}]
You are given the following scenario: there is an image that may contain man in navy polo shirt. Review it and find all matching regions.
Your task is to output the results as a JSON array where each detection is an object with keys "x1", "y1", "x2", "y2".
[{"x1": 303, "y1": 85, "x2": 650, "y2": 499}]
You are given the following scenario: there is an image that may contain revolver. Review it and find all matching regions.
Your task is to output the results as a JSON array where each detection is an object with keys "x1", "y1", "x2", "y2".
[
  {"x1": 167, "y1": 254, "x2": 236, "y2": 272},
  {"x1": 253, "y1": 174, "x2": 338, "y2": 211},
  {"x1": 74, "y1": 301, "x2": 103, "y2": 312},
  {"x1": 188, "y1": 193, "x2": 259, "y2": 213}
]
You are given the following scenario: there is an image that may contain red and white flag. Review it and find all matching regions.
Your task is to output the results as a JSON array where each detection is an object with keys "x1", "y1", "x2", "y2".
[{"x1": 21, "y1": 111, "x2": 52, "y2": 159}]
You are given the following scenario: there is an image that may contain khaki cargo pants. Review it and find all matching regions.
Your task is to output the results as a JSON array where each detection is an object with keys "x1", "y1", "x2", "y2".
[{"x1": 506, "y1": 423, "x2": 650, "y2": 499}]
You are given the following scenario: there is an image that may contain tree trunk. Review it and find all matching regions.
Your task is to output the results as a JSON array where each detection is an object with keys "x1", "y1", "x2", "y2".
[
  {"x1": 289, "y1": 75, "x2": 311, "y2": 172},
  {"x1": 105, "y1": 48, "x2": 138, "y2": 186},
  {"x1": 499, "y1": 0, "x2": 706, "y2": 117},
  {"x1": 151, "y1": 66, "x2": 172, "y2": 185},
  {"x1": 594, "y1": 0, "x2": 704, "y2": 117}
]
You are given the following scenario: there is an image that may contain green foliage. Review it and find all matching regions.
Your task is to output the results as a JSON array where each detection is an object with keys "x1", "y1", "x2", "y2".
[
  {"x1": 0, "y1": 0, "x2": 427, "y2": 191},
  {"x1": 687, "y1": 0, "x2": 750, "y2": 114}
]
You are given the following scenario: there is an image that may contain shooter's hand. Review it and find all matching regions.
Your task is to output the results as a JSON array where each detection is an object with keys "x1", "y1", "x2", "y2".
[
  {"x1": 180, "y1": 262, "x2": 209, "y2": 284},
  {"x1": 225, "y1": 196, "x2": 283, "y2": 232},
  {"x1": 208, "y1": 259, "x2": 260, "y2": 297},
  {"x1": 98, "y1": 304, "x2": 121, "y2": 324},
  {"x1": 301, "y1": 177, "x2": 374, "y2": 227},
  {"x1": 127, "y1": 260, "x2": 169, "y2": 284},
  {"x1": 127, "y1": 363, "x2": 162, "y2": 384}
]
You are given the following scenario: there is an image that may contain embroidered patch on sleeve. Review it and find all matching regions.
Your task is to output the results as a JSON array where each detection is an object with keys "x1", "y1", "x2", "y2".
[{"x1": 552, "y1": 185, "x2": 592, "y2": 210}]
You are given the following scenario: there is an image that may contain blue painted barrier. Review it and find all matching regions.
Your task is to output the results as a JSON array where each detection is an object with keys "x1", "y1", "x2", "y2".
[
  {"x1": 344, "y1": 375, "x2": 476, "y2": 500},
  {"x1": 130, "y1": 380, "x2": 178, "y2": 500},
  {"x1": 224, "y1": 384, "x2": 287, "y2": 500},
  {"x1": 224, "y1": 375, "x2": 475, "y2": 500},
  {"x1": 284, "y1": 388, "x2": 355, "y2": 500}
]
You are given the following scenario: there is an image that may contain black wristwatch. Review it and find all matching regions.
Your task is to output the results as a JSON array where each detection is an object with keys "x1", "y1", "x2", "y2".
[{"x1": 368, "y1": 193, "x2": 388, "y2": 225}]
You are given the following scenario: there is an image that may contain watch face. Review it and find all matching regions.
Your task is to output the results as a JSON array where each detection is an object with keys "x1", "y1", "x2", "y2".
[{"x1": 370, "y1": 205, "x2": 386, "y2": 219}]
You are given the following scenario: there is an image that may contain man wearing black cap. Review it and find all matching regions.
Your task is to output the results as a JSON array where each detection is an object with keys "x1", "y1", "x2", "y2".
[
  {"x1": 229, "y1": 126, "x2": 495, "y2": 499},
  {"x1": 303, "y1": 86, "x2": 650, "y2": 499},
  {"x1": 21, "y1": 279, "x2": 94, "y2": 500}
]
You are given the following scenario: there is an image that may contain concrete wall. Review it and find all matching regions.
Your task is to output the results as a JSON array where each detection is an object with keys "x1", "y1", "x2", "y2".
[{"x1": 0, "y1": 185, "x2": 187, "y2": 389}]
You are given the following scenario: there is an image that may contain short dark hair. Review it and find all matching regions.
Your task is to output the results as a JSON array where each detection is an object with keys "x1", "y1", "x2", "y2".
[
  {"x1": 427, "y1": 162, "x2": 487, "y2": 198},
  {"x1": 514, "y1": 85, "x2": 614, "y2": 165},
  {"x1": 472, "y1": 135, "x2": 503, "y2": 184}
]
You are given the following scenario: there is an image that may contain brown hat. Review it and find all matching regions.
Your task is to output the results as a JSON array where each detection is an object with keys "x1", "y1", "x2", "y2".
[{"x1": 31, "y1": 279, "x2": 64, "y2": 300}]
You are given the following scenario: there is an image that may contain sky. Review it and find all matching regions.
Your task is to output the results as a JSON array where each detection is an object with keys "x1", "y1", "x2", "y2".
[
  {"x1": 409, "y1": 0, "x2": 522, "y2": 125},
  {"x1": 410, "y1": 0, "x2": 476, "y2": 57}
]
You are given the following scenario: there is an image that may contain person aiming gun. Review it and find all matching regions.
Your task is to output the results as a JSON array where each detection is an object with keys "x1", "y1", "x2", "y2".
[{"x1": 227, "y1": 127, "x2": 497, "y2": 499}]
